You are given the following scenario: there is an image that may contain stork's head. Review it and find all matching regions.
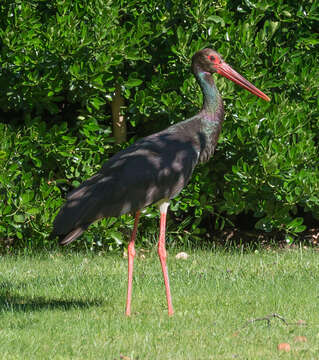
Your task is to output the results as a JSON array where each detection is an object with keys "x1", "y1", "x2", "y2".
[{"x1": 192, "y1": 48, "x2": 270, "y2": 101}]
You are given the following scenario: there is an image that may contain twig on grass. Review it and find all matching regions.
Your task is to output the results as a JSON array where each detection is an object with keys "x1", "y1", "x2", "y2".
[
  {"x1": 238, "y1": 313, "x2": 308, "y2": 332},
  {"x1": 240, "y1": 313, "x2": 288, "y2": 330}
]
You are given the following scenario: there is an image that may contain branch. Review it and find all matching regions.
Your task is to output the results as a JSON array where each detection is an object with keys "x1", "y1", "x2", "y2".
[
  {"x1": 240, "y1": 313, "x2": 288, "y2": 329},
  {"x1": 111, "y1": 83, "x2": 126, "y2": 144}
]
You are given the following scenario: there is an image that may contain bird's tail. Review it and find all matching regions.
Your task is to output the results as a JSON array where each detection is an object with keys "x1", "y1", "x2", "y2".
[{"x1": 50, "y1": 224, "x2": 90, "y2": 246}]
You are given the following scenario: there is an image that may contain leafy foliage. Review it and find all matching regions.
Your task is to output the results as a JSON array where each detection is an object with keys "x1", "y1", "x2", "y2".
[{"x1": 0, "y1": 0, "x2": 318, "y2": 249}]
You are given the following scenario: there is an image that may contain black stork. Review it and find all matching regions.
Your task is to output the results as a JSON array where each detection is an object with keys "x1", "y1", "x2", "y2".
[{"x1": 51, "y1": 48, "x2": 270, "y2": 316}]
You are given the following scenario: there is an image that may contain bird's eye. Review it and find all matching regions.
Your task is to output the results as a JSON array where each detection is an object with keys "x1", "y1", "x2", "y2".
[{"x1": 209, "y1": 55, "x2": 215, "y2": 62}]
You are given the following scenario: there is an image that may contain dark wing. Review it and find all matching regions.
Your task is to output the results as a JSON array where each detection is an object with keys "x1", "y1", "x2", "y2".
[{"x1": 51, "y1": 123, "x2": 202, "y2": 245}]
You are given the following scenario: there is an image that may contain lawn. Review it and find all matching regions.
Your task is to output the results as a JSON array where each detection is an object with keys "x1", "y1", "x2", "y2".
[{"x1": 0, "y1": 246, "x2": 319, "y2": 359}]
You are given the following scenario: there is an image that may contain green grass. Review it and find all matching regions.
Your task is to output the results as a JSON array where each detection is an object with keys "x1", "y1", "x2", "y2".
[{"x1": 1, "y1": 247, "x2": 319, "y2": 359}]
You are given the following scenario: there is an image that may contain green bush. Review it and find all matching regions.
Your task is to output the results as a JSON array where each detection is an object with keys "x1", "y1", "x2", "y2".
[{"x1": 0, "y1": 0, "x2": 318, "y2": 249}]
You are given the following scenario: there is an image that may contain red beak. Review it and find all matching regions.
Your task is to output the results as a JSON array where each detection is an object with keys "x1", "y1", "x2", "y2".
[{"x1": 216, "y1": 62, "x2": 270, "y2": 101}]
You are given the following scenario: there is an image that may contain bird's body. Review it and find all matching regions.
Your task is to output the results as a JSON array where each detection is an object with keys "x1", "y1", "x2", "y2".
[
  {"x1": 52, "y1": 69, "x2": 224, "y2": 245},
  {"x1": 51, "y1": 48, "x2": 270, "y2": 316}
]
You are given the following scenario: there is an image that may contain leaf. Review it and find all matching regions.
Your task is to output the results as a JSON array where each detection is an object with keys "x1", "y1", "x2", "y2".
[
  {"x1": 21, "y1": 191, "x2": 34, "y2": 203},
  {"x1": 126, "y1": 52, "x2": 141, "y2": 60},
  {"x1": 207, "y1": 15, "x2": 225, "y2": 27},
  {"x1": 14, "y1": 214, "x2": 25, "y2": 223},
  {"x1": 0, "y1": 150, "x2": 6, "y2": 160},
  {"x1": 27, "y1": 207, "x2": 41, "y2": 215},
  {"x1": 90, "y1": 97, "x2": 105, "y2": 110},
  {"x1": 287, "y1": 217, "x2": 304, "y2": 229},
  {"x1": 93, "y1": 74, "x2": 104, "y2": 87},
  {"x1": 109, "y1": 231, "x2": 123, "y2": 245},
  {"x1": 177, "y1": 26, "x2": 183, "y2": 40},
  {"x1": 125, "y1": 78, "x2": 143, "y2": 87},
  {"x1": 294, "y1": 225, "x2": 307, "y2": 233}
]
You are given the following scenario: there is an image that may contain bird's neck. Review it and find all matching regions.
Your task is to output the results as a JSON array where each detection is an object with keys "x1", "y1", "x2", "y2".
[
  {"x1": 195, "y1": 70, "x2": 221, "y2": 115},
  {"x1": 192, "y1": 68, "x2": 224, "y2": 163}
]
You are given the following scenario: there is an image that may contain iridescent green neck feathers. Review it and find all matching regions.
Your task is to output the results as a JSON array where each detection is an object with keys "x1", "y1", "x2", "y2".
[{"x1": 196, "y1": 71, "x2": 221, "y2": 114}]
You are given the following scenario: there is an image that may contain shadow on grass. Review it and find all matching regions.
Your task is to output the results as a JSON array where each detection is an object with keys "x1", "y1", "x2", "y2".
[
  {"x1": 0, "y1": 281, "x2": 103, "y2": 312},
  {"x1": 0, "y1": 294, "x2": 103, "y2": 312}
]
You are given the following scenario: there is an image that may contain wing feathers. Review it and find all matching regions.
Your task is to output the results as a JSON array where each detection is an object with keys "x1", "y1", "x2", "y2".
[{"x1": 51, "y1": 126, "x2": 201, "y2": 244}]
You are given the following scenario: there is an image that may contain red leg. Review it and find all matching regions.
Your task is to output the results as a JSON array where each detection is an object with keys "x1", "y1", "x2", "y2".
[
  {"x1": 158, "y1": 201, "x2": 174, "y2": 316},
  {"x1": 125, "y1": 211, "x2": 141, "y2": 316}
]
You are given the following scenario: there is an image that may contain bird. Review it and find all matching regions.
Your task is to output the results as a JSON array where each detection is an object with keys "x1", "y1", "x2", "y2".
[{"x1": 51, "y1": 48, "x2": 270, "y2": 316}]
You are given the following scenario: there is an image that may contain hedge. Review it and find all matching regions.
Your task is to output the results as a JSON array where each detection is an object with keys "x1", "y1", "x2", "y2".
[{"x1": 0, "y1": 0, "x2": 318, "y2": 249}]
